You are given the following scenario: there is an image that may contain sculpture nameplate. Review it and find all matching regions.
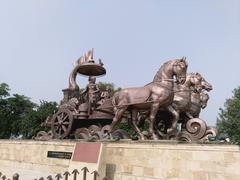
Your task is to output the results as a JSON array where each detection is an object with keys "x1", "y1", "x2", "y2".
[
  {"x1": 72, "y1": 142, "x2": 101, "y2": 163},
  {"x1": 47, "y1": 151, "x2": 72, "y2": 159}
]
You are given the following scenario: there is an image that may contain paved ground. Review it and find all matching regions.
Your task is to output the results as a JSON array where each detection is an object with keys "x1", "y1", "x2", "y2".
[{"x1": 0, "y1": 167, "x2": 54, "y2": 180}]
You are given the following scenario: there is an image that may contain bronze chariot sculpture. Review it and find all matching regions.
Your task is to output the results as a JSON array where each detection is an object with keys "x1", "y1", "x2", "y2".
[{"x1": 36, "y1": 49, "x2": 216, "y2": 142}]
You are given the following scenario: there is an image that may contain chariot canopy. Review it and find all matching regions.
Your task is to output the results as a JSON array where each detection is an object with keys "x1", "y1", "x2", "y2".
[{"x1": 75, "y1": 48, "x2": 106, "y2": 76}]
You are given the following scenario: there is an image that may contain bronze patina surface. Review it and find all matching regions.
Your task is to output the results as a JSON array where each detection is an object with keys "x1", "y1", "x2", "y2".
[{"x1": 36, "y1": 49, "x2": 216, "y2": 142}]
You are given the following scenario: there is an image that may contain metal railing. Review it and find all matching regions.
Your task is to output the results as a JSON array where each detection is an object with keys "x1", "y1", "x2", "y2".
[{"x1": 0, "y1": 168, "x2": 109, "y2": 180}]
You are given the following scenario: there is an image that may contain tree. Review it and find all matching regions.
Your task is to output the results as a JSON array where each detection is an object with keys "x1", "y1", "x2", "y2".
[
  {"x1": 217, "y1": 87, "x2": 240, "y2": 144},
  {"x1": 0, "y1": 83, "x2": 10, "y2": 98},
  {"x1": 0, "y1": 83, "x2": 36, "y2": 138},
  {"x1": 97, "y1": 82, "x2": 121, "y2": 93},
  {"x1": 20, "y1": 100, "x2": 58, "y2": 139},
  {"x1": 0, "y1": 83, "x2": 58, "y2": 139},
  {"x1": 0, "y1": 83, "x2": 11, "y2": 138},
  {"x1": 5, "y1": 94, "x2": 36, "y2": 138}
]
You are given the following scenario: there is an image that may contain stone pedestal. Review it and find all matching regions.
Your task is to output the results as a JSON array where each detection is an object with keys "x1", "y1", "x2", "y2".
[{"x1": 0, "y1": 140, "x2": 240, "y2": 180}]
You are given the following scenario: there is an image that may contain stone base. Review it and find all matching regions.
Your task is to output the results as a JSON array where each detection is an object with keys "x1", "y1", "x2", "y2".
[
  {"x1": 101, "y1": 141, "x2": 240, "y2": 180},
  {"x1": 0, "y1": 140, "x2": 239, "y2": 180}
]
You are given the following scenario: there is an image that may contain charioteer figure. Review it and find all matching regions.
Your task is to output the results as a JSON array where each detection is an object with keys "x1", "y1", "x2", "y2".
[{"x1": 82, "y1": 76, "x2": 100, "y2": 115}]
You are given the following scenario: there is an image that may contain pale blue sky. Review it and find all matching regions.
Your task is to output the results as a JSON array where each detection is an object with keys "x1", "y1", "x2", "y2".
[{"x1": 0, "y1": 1, "x2": 240, "y2": 126}]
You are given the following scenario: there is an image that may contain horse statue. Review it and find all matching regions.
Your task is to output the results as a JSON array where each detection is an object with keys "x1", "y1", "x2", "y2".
[
  {"x1": 200, "y1": 92, "x2": 209, "y2": 109},
  {"x1": 108, "y1": 58, "x2": 188, "y2": 140},
  {"x1": 176, "y1": 78, "x2": 214, "y2": 142},
  {"x1": 171, "y1": 72, "x2": 204, "y2": 116},
  {"x1": 186, "y1": 78, "x2": 212, "y2": 119},
  {"x1": 175, "y1": 77, "x2": 213, "y2": 132},
  {"x1": 152, "y1": 72, "x2": 204, "y2": 136},
  {"x1": 152, "y1": 74, "x2": 213, "y2": 141}
]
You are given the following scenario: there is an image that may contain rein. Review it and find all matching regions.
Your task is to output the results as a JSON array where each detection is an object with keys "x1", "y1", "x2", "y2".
[
  {"x1": 173, "y1": 89, "x2": 195, "y2": 93},
  {"x1": 151, "y1": 81, "x2": 197, "y2": 94},
  {"x1": 159, "y1": 78, "x2": 176, "y2": 82}
]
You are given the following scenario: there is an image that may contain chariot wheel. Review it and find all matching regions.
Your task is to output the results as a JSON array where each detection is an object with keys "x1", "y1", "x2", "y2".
[{"x1": 51, "y1": 108, "x2": 73, "y2": 139}]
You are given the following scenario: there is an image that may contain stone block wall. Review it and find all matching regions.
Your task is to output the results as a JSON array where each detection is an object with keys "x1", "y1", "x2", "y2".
[
  {"x1": 0, "y1": 140, "x2": 239, "y2": 180},
  {"x1": 101, "y1": 141, "x2": 240, "y2": 180},
  {"x1": 0, "y1": 140, "x2": 75, "y2": 174}
]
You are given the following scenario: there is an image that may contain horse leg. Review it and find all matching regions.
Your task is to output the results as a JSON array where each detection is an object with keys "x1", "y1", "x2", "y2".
[
  {"x1": 185, "y1": 112, "x2": 193, "y2": 119},
  {"x1": 131, "y1": 109, "x2": 145, "y2": 140},
  {"x1": 108, "y1": 107, "x2": 126, "y2": 135},
  {"x1": 149, "y1": 103, "x2": 160, "y2": 140},
  {"x1": 166, "y1": 105, "x2": 179, "y2": 134}
]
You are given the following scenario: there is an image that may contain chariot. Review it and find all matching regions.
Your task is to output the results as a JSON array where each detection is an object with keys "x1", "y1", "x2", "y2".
[
  {"x1": 42, "y1": 49, "x2": 129, "y2": 140},
  {"x1": 36, "y1": 49, "x2": 216, "y2": 142}
]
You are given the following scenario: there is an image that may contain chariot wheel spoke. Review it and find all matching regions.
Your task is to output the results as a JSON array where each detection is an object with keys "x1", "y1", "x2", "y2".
[
  {"x1": 56, "y1": 115, "x2": 61, "y2": 123},
  {"x1": 57, "y1": 127, "x2": 62, "y2": 134},
  {"x1": 63, "y1": 115, "x2": 68, "y2": 121},
  {"x1": 62, "y1": 122, "x2": 70, "y2": 125},
  {"x1": 62, "y1": 125, "x2": 67, "y2": 132},
  {"x1": 56, "y1": 125, "x2": 60, "y2": 131},
  {"x1": 60, "y1": 112, "x2": 64, "y2": 119},
  {"x1": 51, "y1": 109, "x2": 73, "y2": 139}
]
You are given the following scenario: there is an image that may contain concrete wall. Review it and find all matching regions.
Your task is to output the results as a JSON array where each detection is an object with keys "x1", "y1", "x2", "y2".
[
  {"x1": 0, "y1": 140, "x2": 75, "y2": 174},
  {"x1": 101, "y1": 141, "x2": 240, "y2": 180},
  {"x1": 0, "y1": 140, "x2": 239, "y2": 180}
]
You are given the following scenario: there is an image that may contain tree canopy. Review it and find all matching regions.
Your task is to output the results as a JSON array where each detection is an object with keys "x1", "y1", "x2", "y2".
[
  {"x1": 217, "y1": 87, "x2": 240, "y2": 144},
  {"x1": 0, "y1": 83, "x2": 58, "y2": 139},
  {"x1": 97, "y1": 81, "x2": 121, "y2": 92}
]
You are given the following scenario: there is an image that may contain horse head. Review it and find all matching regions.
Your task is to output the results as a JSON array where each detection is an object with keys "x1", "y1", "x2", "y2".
[
  {"x1": 201, "y1": 78, "x2": 213, "y2": 92},
  {"x1": 173, "y1": 57, "x2": 188, "y2": 84},
  {"x1": 189, "y1": 72, "x2": 203, "y2": 93},
  {"x1": 200, "y1": 92, "x2": 209, "y2": 109}
]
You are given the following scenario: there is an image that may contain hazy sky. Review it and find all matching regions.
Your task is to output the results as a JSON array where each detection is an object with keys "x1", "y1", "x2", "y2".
[{"x1": 0, "y1": 1, "x2": 240, "y2": 126}]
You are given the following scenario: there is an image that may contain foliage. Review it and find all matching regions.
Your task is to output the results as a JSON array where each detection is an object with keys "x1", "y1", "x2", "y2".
[
  {"x1": 0, "y1": 83, "x2": 12, "y2": 138},
  {"x1": 0, "y1": 84, "x2": 35, "y2": 138},
  {"x1": 97, "y1": 82, "x2": 121, "y2": 93},
  {"x1": 5, "y1": 94, "x2": 36, "y2": 138},
  {"x1": 98, "y1": 82, "x2": 114, "y2": 91},
  {"x1": 19, "y1": 101, "x2": 58, "y2": 139},
  {"x1": 217, "y1": 87, "x2": 240, "y2": 144},
  {"x1": 0, "y1": 83, "x2": 58, "y2": 139},
  {"x1": 0, "y1": 83, "x2": 10, "y2": 98}
]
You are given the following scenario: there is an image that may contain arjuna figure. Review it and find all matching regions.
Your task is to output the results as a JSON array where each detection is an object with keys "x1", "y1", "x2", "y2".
[{"x1": 82, "y1": 76, "x2": 100, "y2": 115}]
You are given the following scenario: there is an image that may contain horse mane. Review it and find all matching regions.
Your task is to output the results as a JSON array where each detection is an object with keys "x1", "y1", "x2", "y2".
[
  {"x1": 153, "y1": 60, "x2": 174, "y2": 82},
  {"x1": 186, "y1": 73, "x2": 195, "y2": 80}
]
